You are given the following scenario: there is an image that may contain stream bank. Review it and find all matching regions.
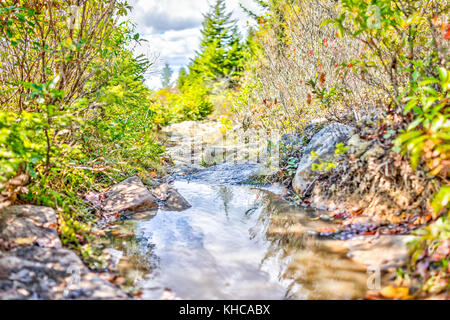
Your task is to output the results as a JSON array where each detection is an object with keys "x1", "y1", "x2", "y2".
[{"x1": 1, "y1": 119, "x2": 441, "y2": 300}]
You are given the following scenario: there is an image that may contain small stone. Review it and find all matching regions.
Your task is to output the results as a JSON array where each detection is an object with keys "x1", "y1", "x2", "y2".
[
  {"x1": 17, "y1": 288, "x2": 29, "y2": 296},
  {"x1": 319, "y1": 214, "x2": 332, "y2": 221}
]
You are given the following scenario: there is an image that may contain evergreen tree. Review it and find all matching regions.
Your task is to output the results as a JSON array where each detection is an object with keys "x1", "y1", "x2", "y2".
[
  {"x1": 177, "y1": 67, "x2": 187, "y2": 89},
  {"x1": 188, "y1": 0, "x2": 244, "y2": 86},
  {"x1": 161, "y1": 63, "x2": 173, "y2": 88}
]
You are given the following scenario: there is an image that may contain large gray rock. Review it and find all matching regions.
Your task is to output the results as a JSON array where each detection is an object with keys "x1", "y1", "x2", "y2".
[
  {"x1": 292, "y1": 124, "x2": 353, "y2": 195},
  {"x1": 102, "y1": 176, "x2": 158, "y2": 212},
  {"x1": 0, "y1": 247, "x2": 127, "y2": 299},
  {"x1": 0, "y1": 206, "x2": 60, "y2": 248},
  {"x1": 0, "y1": 205, "x2": 127, "y2": 299}
]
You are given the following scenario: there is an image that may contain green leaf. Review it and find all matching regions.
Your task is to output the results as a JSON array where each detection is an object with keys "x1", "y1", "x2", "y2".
[
  {"x1": 431, "y1": 186, "x2": 450, "y2": 215},
  {"x1": 407, "y1": 118, "x2": 423, "y2": 131}
]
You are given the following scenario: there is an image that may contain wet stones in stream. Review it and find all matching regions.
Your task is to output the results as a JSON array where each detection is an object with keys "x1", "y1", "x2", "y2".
[
  {"x1": 151, "y1": 183, "x2": 192, "y2": 211},
  {"x1": 102, "y1": 176, "x2": 158, "y2": 213},
  {"x1": 87, "y1": 176, "x2": 192, "y2": 215},
  {"x1": 0, "y1": 205, "x2": 127, "y2": 299}
]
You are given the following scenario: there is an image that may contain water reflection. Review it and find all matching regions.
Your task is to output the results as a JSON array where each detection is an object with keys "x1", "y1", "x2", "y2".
[{"x1": 100, "y1": 180, "x2": 369, "y2": 300}]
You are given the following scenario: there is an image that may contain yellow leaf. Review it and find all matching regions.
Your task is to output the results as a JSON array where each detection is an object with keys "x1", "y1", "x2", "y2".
[
  {"x1": 380, "y1": 286, "x2": 413, "y2": 300},
  {"x1": 14, "y1": 237, "x2": 37, "y2": 246}
]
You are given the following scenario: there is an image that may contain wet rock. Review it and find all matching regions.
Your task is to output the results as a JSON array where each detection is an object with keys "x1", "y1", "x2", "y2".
[
  {"x1": 0, "y1": 206, "x2": 60, "y2": 248},
  {"x1": 164, "y1": 190, "x2": 192, "y2": 211},
  {"x1": 185, "y1": 163, "x2": 263, "y2": 185},
  {"x1": 319, "y1": 214, "x2": 332, "y2": 221},
  {"x1": 151, "y1": 184, "x2": 192, "y2": 212},
  {"x1": 292, "y1": 124, "x2": 353, "y2": 195},
  {"x1": 102, "y1": 176, "x2": 158, "y2": 213}
]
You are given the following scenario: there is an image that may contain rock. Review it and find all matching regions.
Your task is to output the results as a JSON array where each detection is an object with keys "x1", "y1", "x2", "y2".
[
  {"x1": 302, "y1": 118, "x2": 328, "y2": 140},
  {"x1": 0, "y1": 206, "x2": 60, "y2": 248},
  {"x1": 141, "y1": 173, "x2": 162, "y2": 188},
  {"x1": 151, "y1": 184, "x2": 192, "y2": 212},
  {"x1": 85, "y1": 191, "x2": 102, "y2": 209},
  {"x1": 347, "y1": 134, "x2": 372, "y2": 156},
  {"x1": 0, "y1": 205, "x2": 127, "y2": 299},
  {"x1": 280, "y1": 134, "x2": 304, "y2": 152},
  {"x1": 164, "y1": 190, "x2": 192, "y2": 211},
  {"x1": 292, "y1": 124, "x2": 353, "y2": 194},
  {"x1": 0, "y1": 247, "x2": 127, "y2": 299},
  {"x1": 102, "y1": 176, "x2": 158, "y2": 213},
  {"x1": 319, "y1": 214, "x2": 332, "y2": 221},
  {"x1": 361, "y1": 144, "x2": 385, "y2": 162}
]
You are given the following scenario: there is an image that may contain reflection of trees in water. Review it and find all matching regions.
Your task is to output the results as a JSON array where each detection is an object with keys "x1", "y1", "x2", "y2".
[
  {"x1": 252, "y1": 193, "x2": 368, "y2": 299},
  {"x1": 101, "y1": 218, "x2": 160, "y2": 286},
  {"x1": 213, "y1": 185, "x2": 234, "y2": 217}
]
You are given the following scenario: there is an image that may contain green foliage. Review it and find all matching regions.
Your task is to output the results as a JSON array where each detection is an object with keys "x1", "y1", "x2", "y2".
[
  {"x1": 152, "y1": 79, "x2": 213, "y2": 125},
  {"x1": 324, "y1": 0, "x2": 449, "y2": 292},
  {"x1": 394, "y1": 67, "x2": 449, "y2": 192},
  {"x1": 152, "y1": 0, "x2": 245, "y2": 124},
  {"x1": 0, "y1": 1, "x2": 163, "y2": 255},
  {"x1": 409, "y1": 214, "x2": 450, "y2": 287},
  {"x1": 188, "y1": 0, "x2": 245, "y2": 86},
  {"x1": 431, "y1": 186, "x2": 450, "y2": 216},
  {"x1": 310, "y1": 143, "x2": 348, "y2": 173},
  {"x1": 0, "y1": 112, "x2": 45, "y2": 183}
]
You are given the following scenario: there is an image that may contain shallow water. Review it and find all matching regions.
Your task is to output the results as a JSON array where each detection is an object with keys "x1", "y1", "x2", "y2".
[{"x1": 99, "y1": 121, "x2": 370, "y2": 299}]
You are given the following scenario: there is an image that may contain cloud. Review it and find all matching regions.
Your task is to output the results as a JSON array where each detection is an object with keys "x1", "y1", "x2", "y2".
[
  {"x1": 127, "y1": 0, "x2": 263, "y2": 89},
  {"x1": 130, "y1": 0, "x2": 209, "y2": 34}
]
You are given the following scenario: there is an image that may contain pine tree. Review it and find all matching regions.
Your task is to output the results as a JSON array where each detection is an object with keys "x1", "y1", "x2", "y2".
[
  {"x1": 161, "y1": 63, "x2": 173, "y2": 88},
  {"x1": 177, "y1": 67, "x2": 187, "y2": 89},
  {"x1": 188, "y1": 0, "x2": 244, "y2": 86}
]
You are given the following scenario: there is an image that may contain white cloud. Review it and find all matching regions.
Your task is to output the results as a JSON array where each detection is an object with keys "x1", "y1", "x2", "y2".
[{"x1": 128, "y1": 0, "x2": 262, "y2": 89}]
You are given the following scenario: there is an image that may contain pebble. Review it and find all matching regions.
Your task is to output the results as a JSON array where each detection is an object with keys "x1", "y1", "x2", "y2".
[{"x1": 319, "y1": 214, "x2": 332, "y2": 221}]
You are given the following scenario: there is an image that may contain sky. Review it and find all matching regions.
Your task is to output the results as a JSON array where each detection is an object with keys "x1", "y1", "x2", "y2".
[{"x1": 127, "y1": 0, "x2": 261, "y2": 89}]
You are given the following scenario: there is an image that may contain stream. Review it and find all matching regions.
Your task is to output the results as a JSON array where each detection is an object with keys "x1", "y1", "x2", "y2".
[{"x1": 97, "y1": 121, "x2": 370, "y2": 300}]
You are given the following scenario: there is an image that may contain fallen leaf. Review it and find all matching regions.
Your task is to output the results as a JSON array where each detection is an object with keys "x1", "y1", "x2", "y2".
[
  {"x1": 114, "y1": 276, "x2": 125, "y2": 285},
  {"x1": 380, "y1": 286, "x2": 413, "y2": 300},
  {"x1": 317, "y1": 227, "x2": 337, "y2": 233},
  {"x1": 351, "y1": 207, "x2": 364, "y2": 216}
]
